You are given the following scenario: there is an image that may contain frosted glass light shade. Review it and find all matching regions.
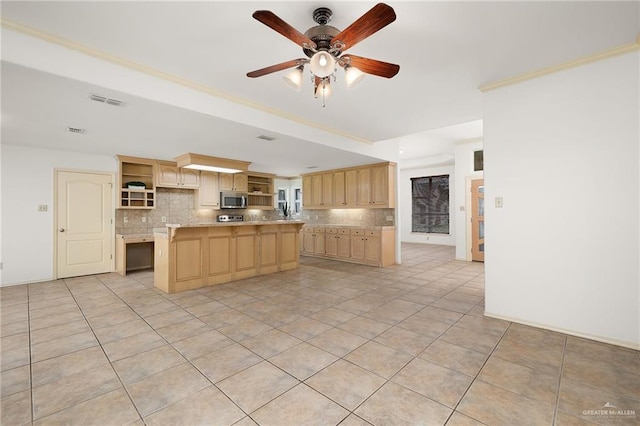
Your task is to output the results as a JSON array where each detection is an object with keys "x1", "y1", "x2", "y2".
[
  {"x1": 309, "y1": 51, "x2": 336, "y2": 78},
  {"x1": 345, "y1": 66, "x2": 365, "y2": 89},
  {"x1": 315, "y1": 81, "x2": 333, "y2": 98},
  {"x1": 283, "y1": 67, "x2": 303, "y2": 91}
]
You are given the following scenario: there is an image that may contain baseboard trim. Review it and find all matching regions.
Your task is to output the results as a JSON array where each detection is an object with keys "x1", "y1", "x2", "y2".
[
  {"x1": 0, "y1": 277, "x2": 56, "y2": 287},
  {"x1": 484, "y1": 311, "x2": 640, "y2": 351}
]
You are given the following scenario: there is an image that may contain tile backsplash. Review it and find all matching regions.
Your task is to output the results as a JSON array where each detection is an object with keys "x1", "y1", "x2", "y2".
[
  {"x1": 116, "y1": 188, "x2": 395, "y2": 235},
  {"x1": 301, "y1": 208, "x2": 395, "y2": 227}
]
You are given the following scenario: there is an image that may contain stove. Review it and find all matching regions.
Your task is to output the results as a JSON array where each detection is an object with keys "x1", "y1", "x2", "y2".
[{"x1": 217, "y1": 214, "x2": 244, "y2": 223}]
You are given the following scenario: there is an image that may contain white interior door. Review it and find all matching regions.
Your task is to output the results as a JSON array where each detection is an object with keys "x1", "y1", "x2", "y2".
[{"x1": 56, "y1": 170, "x2": 113, "y2": 278}]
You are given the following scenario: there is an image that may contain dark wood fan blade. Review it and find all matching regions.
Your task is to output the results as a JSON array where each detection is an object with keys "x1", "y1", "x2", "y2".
[
  {"x1": 341, "y1": 54, "x2": 399, "y2": 78},
  {"x1": 330, "y1": 3, "x2": 396, "y2": 52},
  {"x1": 246, "y1": 59, "x2": 306, "y2": 78},
  {"x1": 253, "y1": 10, "x2": 317, "y2": 49}
]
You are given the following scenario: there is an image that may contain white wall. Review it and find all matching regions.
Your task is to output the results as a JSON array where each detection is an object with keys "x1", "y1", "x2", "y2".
[
  {"x1": 484, "y1": 52, "x2": 639, "y2": 348},
  {"x1": 399, "y1": 165, "x2": 455, "y2": 246},
  {"x1": 1, "y1": 145, "x2": 117, "y2": 286},
  {"x1": 454, "y1": 140, "x2": 483, "y2": 260}
]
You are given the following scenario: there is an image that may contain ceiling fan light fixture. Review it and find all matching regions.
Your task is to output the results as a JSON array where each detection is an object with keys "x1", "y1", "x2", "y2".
[
  {"x1": 283, "y1": 65, "x2": 304, "y2": 91},
  {"x1": 309, "y1": 51, "x2": 336, "y2": 78},
  {"x1": 345, "y1": 66, "x2": 365, "y2": 89},
  {"x1": 315, "y1": 79, "x2": 333, "y2": 98}
]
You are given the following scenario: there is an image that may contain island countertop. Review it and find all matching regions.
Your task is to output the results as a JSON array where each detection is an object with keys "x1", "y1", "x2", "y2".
[{"x1": 154, "y1": 220, "x2": 304, "y2": 293}]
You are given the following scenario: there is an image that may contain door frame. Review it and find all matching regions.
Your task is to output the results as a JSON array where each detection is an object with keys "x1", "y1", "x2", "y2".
[
  {"x1": 465, "y1": 174, "x2": 484, "y2": 261},
  {"x1": 53, "y1": 168, "x2": 116, "y2": 279}
]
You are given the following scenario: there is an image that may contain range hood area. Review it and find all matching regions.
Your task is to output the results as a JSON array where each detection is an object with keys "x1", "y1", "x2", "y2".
[{"x1": 175, "y1": 153, "x2": 250, "y2": 174}]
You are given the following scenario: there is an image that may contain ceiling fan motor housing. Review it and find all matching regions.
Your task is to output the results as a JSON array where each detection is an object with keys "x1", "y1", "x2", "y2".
[{"x1": 303, "y1": 7, "x2": 340, "y2": 58}]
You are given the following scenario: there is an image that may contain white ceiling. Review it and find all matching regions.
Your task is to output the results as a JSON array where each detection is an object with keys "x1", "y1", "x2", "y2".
[{"x1": 1, "y1": 1, "x2": 638, "y2": 175}]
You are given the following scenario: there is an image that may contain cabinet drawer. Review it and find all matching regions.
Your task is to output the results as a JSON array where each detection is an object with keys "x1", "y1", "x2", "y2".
[
  {"x1": 351, "y1": 229, "x2": 365, "y2": 236},
  {"x1": 326, "y1": 228, "x2": 337, "y2": 234},
  {"x1": 314, "y1": 227, "x2": 326, "y2": 233},
  {"x1": 338, "y1": 228, "x2": 350, "y2": 235},
  {"x1": 125, "y1": 236, "x2": 153, "y2": 244},
  {"x1": 304, "y1": 227, "x2": 315, "y2": 233},
  {"x1": 365, "y1": 230, "x2": 380, "y2": 237}
]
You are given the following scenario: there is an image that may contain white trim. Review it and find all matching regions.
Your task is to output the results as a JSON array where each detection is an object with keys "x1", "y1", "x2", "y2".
[
  {"x1": 1, "y1": 18, "x2": 372, "y2": 145},
  {"x1": 485, "y1": 311, "x2": 640, "y2": 351},
  {"x1": 480, "y1": 37, "x2": 640, "y2": 93}
]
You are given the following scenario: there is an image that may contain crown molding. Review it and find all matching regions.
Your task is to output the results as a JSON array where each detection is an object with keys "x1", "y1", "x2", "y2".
[
  {"x1": 479, "y1": 35, "x2": 640, "y2": 93},
  {"x1": 1, "y1": 18, "x2": 373, "y2": 145}
]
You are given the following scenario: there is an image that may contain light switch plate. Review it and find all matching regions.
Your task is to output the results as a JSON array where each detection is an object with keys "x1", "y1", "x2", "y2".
[
  {"x1": 161, "y1": 216, "x2": 167, "y2": 223},
  {"x1": 495, "y1": 197, "x2": 504, "y2": 208}
]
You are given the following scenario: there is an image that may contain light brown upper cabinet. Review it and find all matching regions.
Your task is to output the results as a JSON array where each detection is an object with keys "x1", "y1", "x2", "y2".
[
  {"x1": 322, "y1": 173, "x2": 334, "y2": 207},
  {"x1": 302, "y1": 162, "x2": 396, "y2": 209},
  {"x1": 117, "y1": 155, "x2": 156, "y2": 209},
  {"x1": 155, "y1": 161, "x2": 200, "y2": 189},
  {"x1": 370, "y1": 164, "x2": 392, "y2": 206},
  {"x1": 219, "y1": 173, "x2": 248, "y2": 192},
  {"x1": 333, "y1": 172, "x2": 346, "y2": 206},
  {"x1": 302, "y1": 176, "x2": 313, "y2": 208},
  {"x1": 311, "y1": 175, "x2": 323, "y2": 207},
  {"x1": 345, "y1": 169, "x2": 359, "y2": 206},
  {"x1": 247, "y1": 172, "x2": 275, "y2": 209},
  {"x1": 357, "y1": 168, "x2": 372, "y2": 206},
  {"x1": 194, "y1": 171, "x2": 219, "y2": 209}
]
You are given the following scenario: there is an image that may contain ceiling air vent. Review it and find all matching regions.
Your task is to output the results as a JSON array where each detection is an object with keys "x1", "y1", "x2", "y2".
[
  {"x1": 256, "y1": 135, "x2": 275, "y2": 141},
  {"x1": 66, "y1": 127, "x2": 85, "y2": 134},
  {"x1": 89, "y1": 93, "x2": 124, "y2": 107}
]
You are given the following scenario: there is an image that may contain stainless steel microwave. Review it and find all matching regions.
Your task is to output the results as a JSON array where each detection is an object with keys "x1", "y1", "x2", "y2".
[{"x1": 220, "y1": 191, "x2": 247, "y2": 209}]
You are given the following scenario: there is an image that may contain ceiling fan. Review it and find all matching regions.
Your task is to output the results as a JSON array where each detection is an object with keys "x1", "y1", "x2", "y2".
[{"x1": 246, "y1": 3, "x2": 400, "y2": 105}]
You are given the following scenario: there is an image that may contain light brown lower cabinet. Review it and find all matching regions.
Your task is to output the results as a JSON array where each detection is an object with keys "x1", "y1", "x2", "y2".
[
  {"x1": 302, "y1": 227, "x2": 326, "y2": 255},
  {"x1": 154, "y1": 222, "x2": 303, "y2": 293},
  {"x1": 302, "y1": 226, "x2": 395, "y2": 267},
  {"x1": 325, "y1": 228, "x2": 338, "y2": 257},
  {"x1": 337, "y1": 229, "x2": 351, "y2": 259}
]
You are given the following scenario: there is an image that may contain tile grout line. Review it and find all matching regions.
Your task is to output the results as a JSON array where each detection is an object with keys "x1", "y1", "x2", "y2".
[
  {"x1": 552, "y1": 335, "x2": 569, "y2": 425},
  {"x1": 96, "y1": 273, "x2": 255, "y2": 423},
  {"x1": 317, "y1": 269, "x2": 486, "y2": 425},
  {"x1": 94, "y1": 274, "x2": 219, "y2": 422},
  {"x1": 61, "y1": 277, "x2": 149, "y2": 424},
  {"x1": 27, "y1": 284, "x2": 34, "y2": 425},
  {"x1": 443, "y1": 314, "x2": 511, "y2": 425}
]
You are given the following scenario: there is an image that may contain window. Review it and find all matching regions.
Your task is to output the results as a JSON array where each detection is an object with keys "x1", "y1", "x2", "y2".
[
  {"x1": 294, "y1": 188, "x2": 302, "y2": 213},
  {"x1": 277, "y1": 189, "x2": 287, "y2": 212},
  {"x1": 474, "y1": 150, "x2": 484, "y2": 171},
  {"x1": 411, "y1": 175, "x2": 450, "y2": 234}
]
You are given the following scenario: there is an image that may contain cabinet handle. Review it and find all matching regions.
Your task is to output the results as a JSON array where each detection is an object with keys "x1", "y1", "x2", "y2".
[{"x1": 59, "y1": 228, "x2": 65, "y2": 232}]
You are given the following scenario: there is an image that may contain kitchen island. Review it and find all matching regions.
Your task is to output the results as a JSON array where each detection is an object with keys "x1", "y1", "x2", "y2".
[{"x1": 154, "y1": 221, "x2": 304, "y2": 293}]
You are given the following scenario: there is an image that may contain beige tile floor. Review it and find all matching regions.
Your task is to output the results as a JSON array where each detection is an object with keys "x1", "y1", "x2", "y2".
[{"x1": 1, "y1": 243, "x2": 639, "y2": 425}]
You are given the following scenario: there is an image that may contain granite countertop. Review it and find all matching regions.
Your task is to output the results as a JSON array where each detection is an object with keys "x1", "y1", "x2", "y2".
[
  {"x1": 117, "y1": 228, "x2": 168, "y2": 240},
  {"x1": 116, "y1": 233, "x2": 155, "y2": 239},
  {"x1": 165, "y1": 220, "x2": 305, "y2": 228},
  {"x1": 303, "y1": 224, "x2": 395, "y2": 230}
]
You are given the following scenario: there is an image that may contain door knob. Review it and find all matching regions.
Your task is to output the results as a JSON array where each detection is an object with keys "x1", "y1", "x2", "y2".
[{"x1": 59, "y1": 228, "x2": 65, "y2": 232}]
